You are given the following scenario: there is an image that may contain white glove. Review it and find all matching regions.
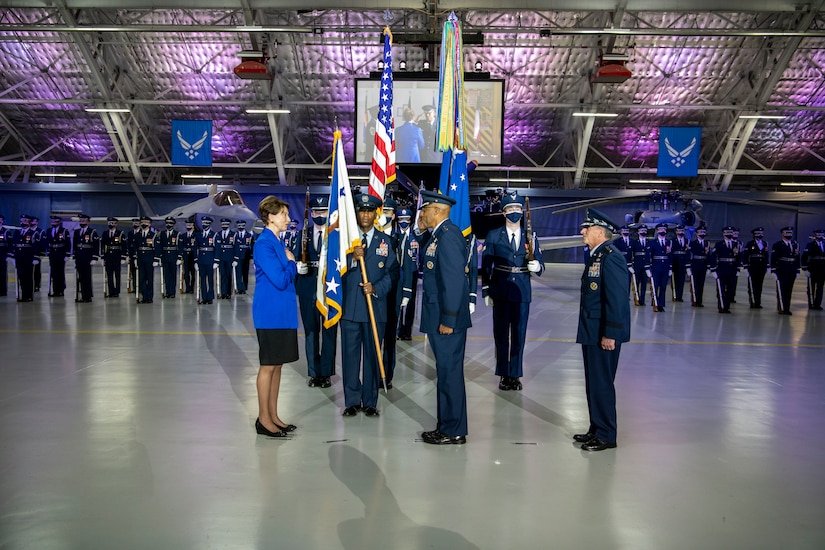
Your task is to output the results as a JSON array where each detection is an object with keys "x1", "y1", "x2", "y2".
[
  {"x1": 176, "y1": 259, "x2": 183, "y2": 266},
  {"x1": 296, "y1": 261, "x2": 309, "y2": 275},
  {"x1": 64, "y1": 256, "x2": 69, "y2": 262},
  {"x1": 735, "y1": 270, "x2": 740, "y2": 277},
  {"x1": 484, "y1": 296, "x2": 493, "y2": 307},
  {"x1": 121, "y1": 258, "x2": 128, "y2": 264},
  {"x1": 231, "y1": 261, "x2": 238, "y2": 267},
  {"x1": 628, "y1": 266, "x2": 635, "y2": 274},
  {"x1": 668, "y1": 270, "x2": 673, "y2": 276},
  {"x1": 741, "y1": 269, "x2": 749, "y2": 278},
  {"x1": 400, "y1": 297, "x2": 410, "y2": 308},
  {"x1": 710, "y1": 271, "x2": 718, "y2": 279},
  {"x1": 152, "y1": 261, "x2": 159, "y2": 267},
  {"x1": 804, "y1": 270, "x2": 811, "y2": 278},
  {"x1": 32, "y1": 258, "x2": 40, "y2": 265},
  {"x1": 213, "y1": 262, "x2": 219, "y2": 270},
  {"x1": 8, "y1": 258, "x2": 14, "y2": 266},
  {"x1": 527, "y1": 260, "x2": 541, "y2": 273},
  {"x1": 90, "y1": 259, "x2": 99, "y2": 266},
  {"x1": 772, "y1": 272, "x2": 778, "y2": 281},
  {"x1": 469, "y1": 302, "x2": 475, "y2": 315},
  {"x1": 645, "y1": 269, "x2": 652, "y2": 278},
  {"x1": 686, "y1": 268, "x2": 692, "y2": 277}
]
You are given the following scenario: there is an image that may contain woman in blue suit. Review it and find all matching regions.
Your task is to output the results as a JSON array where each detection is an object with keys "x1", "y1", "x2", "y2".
[{"x1": 253, "y1": 196, "x2": 299, "y2": 438}]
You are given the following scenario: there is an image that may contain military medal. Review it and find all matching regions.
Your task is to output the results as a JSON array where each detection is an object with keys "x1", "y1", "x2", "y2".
[
  {"x1": 590, "y1": 282, "x2": 598, "y2": 290},
  {"x1": 378, "y1": 261, "x2": 384, "y2": 268},
  {"x1": 427, "y1": 261, "x2": 434, "y2": 270}
]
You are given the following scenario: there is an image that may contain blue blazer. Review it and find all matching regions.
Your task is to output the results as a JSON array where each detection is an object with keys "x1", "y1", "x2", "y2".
[
  {"x1": 253, "y1": 228, "x2": 298, "y2": 329},
  {"x1": 481, "y1": 226, "x2": 545, "y2": 303},
  {"x1": 420, "y1": 220, "x2": 471, "y2": 333},
  {"x1": 395, "y1": 122, "x2": 424, "y2": 163},
  {"x1": 341, "y1": 230, "x2": 399, "y2": 323},
  {"x1": 577, "y1": 242, "x2": 631, "y2": 345}
]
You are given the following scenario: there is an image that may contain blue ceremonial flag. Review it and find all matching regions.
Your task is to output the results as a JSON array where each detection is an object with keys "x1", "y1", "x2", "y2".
[
  {"x1": 657, "y1": 127, "x2": 702, "y2": 177},
  {"x1": 438, "y1": 149, "x2": 472, "y2": 237},
  {"x1": 171, "y1": 120, "x2": 212, "y2": 166},
  {"x1": 316, "y1": 130, "x2": 361, "y2": 329}
]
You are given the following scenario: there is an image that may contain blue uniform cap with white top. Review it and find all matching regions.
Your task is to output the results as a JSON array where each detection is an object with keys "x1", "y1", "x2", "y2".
[
  {"x1": 139, "y1": 215, "x2": 151, "y2": 222},
  {"x1": 202, "y1": 216, "x2": 213, "y2": 223},
  {"x1": 78, "y1": 213, "x2": 91, "y2": 221},
  {"x1": 752, "y1": 226, "x2": 764, "y2": 234},
  {"x1": 580, "y1": 207, "x2": 620, "y2": 234},
  {"x1": 165, "y1": 216, "x2": 175, "y2": 223},
  {"x1": 655, "y1": 222, "x2": 668, "y2": 229},
  {"x1": 781, "y1": 226, "x2": 794, "y2": 234},
  {"x1": 813, "y1": 228, "x2": 824, "y2": 236},
  {"x1": 310, "y1": 196, "x2": 329, "y2": 209},
  {"x1": 397, "y1": 207, "x2": 413, "y2": 218},
  {"x1": 500, "y1": 192, "x2": 525, "y2": 209},
  {"x1": 383, "y1": 197, "x2": 398, "y2": 211},
  {"x1": 355, "y1": 193, "x2": 383, "y2": 211},
  {"x1": 50, "y1": 215, "x2": 61, "y2": 222},
  {"x1": 419, "y1": 189, "x2": 456, "y2": 208},
  {"x1": 637, "y1": 225, "x2": 648, "y2": 233},
  {"x1": 107, "y1": 216, "x2": 118, "y2": 222}
]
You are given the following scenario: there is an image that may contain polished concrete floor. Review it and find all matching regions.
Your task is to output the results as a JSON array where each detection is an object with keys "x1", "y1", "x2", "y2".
[{"x1": 1, "y1": 264, "x2": 824, "y2": 549}]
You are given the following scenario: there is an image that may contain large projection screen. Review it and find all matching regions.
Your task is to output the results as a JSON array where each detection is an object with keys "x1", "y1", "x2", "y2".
[{"x1": 355, "y1": 78, "x2": 504, "y2": 165}]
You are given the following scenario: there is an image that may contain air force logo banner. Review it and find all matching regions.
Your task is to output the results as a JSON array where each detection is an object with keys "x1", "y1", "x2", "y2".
[
  {"x1": 171, "y1": 120, "x2": 212, "y2": 166},
  {"x1": 657, "y1": 127, "x2": 702, "y2": 177}
]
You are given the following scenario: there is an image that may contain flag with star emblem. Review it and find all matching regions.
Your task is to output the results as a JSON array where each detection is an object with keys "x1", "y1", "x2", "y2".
[
  {"x1": 316, "y1": 130, "x2": 361, "y2": 328},
  {"x1": 438, "y1": 149, "x2": 473, "y2": 237},
  {"x1": 368, "y1": 27, "x2": 396, "y2": 203}
]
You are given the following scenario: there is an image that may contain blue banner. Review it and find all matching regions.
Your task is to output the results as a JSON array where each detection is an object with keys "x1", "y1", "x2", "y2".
[
  {"x1": 438, "y1": 149, "x2": 472, "y2": 237},
  {"x1": 657, "y1": 127, "x2": 701, "y2": 177},
  {"x1": 171, "y1": 120, "x2": 212, "y2": 166}
]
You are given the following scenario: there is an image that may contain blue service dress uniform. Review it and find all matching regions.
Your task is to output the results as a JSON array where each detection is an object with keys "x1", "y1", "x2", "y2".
[
  {"x1": 687, "y1": 236, "x2": 711, "y2": 306},
  {"x1": 195, "y1": 228, "x2": 217, "y2": 303},
  {"x1": 73, "y1": 226, "x2": 100, "y2": 302},
  {"x1": 802, "y1": 237, "x2": 825, "y2": 309},
  {"x1": 709, "y1": 239, "x2": 739, "y2": 312},
  {"x1": 381, "y1": 227, "x2": 403, "y2": 382},
  {"x1": 0, "y1": 225, "x2": 10, "y2": 296},
  {"x1": 742, "y1": 238, "x2": 770, "y2": 308},
  {"x1": 630, "y1": 236, "x2": 652, "y2": 305},
  {"x1": 670, "y1": 234, "x2": 690, "y2": 301},
  {"x1": 481, "y1": 226, "x2": 545, "y2": 380},
  {"x1": 126, "y1": 226, "x2": 141, "y2": 292},
  {"x1": 649, "y1": 236, "x2": 672, "y2": 309},
  {"x1": 340, "y1": 228, "x2": 399, "y2": 410},
  {"x1": 101, "y1": 227, "x2": 127, "y2": 297},
  {"x1": 421, "y1": 219, "x2": 472, "y2": 438},
  {"x1": 397, "y1": 228, "x2": 421, "y2": 339},
  {"x1": 215, "y1": 229, "x2": 236, "y2": 298},
  {"x1": 577, "y1": 242, "x2": 631, "y2": 445},
  {"x1": 291, "y1": 226, "x2": 338, "y2": 381},
  {"x1": 12, "y1": 228, "x2": 39, "y2": 301},
  {"x1": 30, "y1": 225, "x2": 45, "y2": 291},
  {"x1": 234, "y1": 228, "x2": 254, "y2": 293},
  {"x1": 43, "y1": 224, "x2": 71, "y2": 297},
  {"x1": 180, "y1": 229, "x2": 198, "y2": 294},
  {"x1": 134, "y1": 228, "x2": 159, "y2": 303},
  {"x1": 771, "y1": 239, "x2": 800, "y2": 314},
  {"x1": 157, "y1": 227, "x2": 182, "y2": 298}
]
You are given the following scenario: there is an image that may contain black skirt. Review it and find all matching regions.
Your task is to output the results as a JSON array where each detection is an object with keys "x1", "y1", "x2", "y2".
[{"x1": 256, "y1": 328, "x2": 299, "y2": 366}]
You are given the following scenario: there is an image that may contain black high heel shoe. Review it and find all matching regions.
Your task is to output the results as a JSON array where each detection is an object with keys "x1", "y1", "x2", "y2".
[
  {"x1": 275, "y1": 423, "x2": 297, "y2": 432},
  {"x1": 255, "y1": 418, "x2": 288, "y2": 438}
]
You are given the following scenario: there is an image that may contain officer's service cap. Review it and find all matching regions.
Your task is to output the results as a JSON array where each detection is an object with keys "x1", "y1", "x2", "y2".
[
  {"x1": 131, "y1": 218, "x2": 140, "y2": 223},
  {"x1": 781, "y1": 226, "x2": 794, "y2": 233},
  {"x1": 397, "y1": 208, "x2": 413, "y2": 218},
  {"x1": 236, "y1": 220, "x2": 246, "y2": 227},
  {"x1": 676, "y1": 224, "x2": 686, "y2": 230},
  {"x1": 310, "y1": 196, "x2": 329, "y2": 209},
  {"x1": 752, "y1": 226, "x2": 764, "y2": 233},
  {"x1": 422, "y1": 104, "x2": 435, "y2": 113},
  {"x1": 107, "y1": 216, "x2": 118, "y2": 222},
  {"x1": 580, "y1": 208, "x2": 620, "y2": 234},
  {"x1": 165, "y1": 216, "x2": 175, "y2": 223},
  {"x1": 355, "y1": 193, "x2": 383, "y2": 211},
  {"x1": 139, "y1": 215, "x2": 151, "y2": 222},
  {"x1": 185, "y1": 219, "x2": 195, "y2": 225},
  {"x1": 637, "y1": 225, "x2": 648, "y2": 233},
  {"x1": 814, "y1": 228, "x2": 824, "y2": 235},
  {"x1": 50, "y1": 215, "x2": 61, "y2": 222},
  {"x1": 419, "y1": 190, "x2": 456, "y2": 208},
  {"x1": 20, "y1": 213, "x2": 31, "y2": 220},
  {"x1": 220, "y1": 218, "x2": 231, "y2": 224},
  {"x1": 500, "y1": 192, "x2": 525, "y2": 209},
  {"x1": 383, "y1": 197, "x2": 398, "y2": 211},
  {"x1": 31, "y1": 217, "x2": 39, "y2": 222},
  {"x1": 655, "y1": 222, "x2": 668, "y2": 229},
  {"x1": 202, "y1": 216, "x2": 213, "y2": 223},
  {"x1": 723, "y1": 226, "x2": 735, "y2": 232},
  {"x1": 78, "y1": 213, "x2": 91, "y2": 220}
]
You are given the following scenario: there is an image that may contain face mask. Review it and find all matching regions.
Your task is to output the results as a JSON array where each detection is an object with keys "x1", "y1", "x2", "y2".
[
  {"x1": 108, "y1": 223, "x2": 116, "y2": 229},
  {"x1": 51, "y1": 223, "x2": 60, "y2": 228},
  {"x1": 398, "y1": 220, "x2": 411, "y2": 230},
  {"x1": 312, "y1": 216, "x2": 327, "y2": 226},
  {"x1": 166, "y1": 223, "x2": 175, "y2": 229},
  {"x1": 186, "y1": 225, "x2": 194, "y2": 231},
  {"x1": 79, "y1": 222, "x2": 88, "y2": 228},
  {"x1": 202, "y1": 224, "x2": 211, "y2": 229},
  {"x1": 141, "y1": 223, "x2": 150, "y2": 229},
  {"x1": 505, "y1": 212, "x2": 523, "y2": 224},
  {"x1": 657, "y1": 231, "x2": 666, "y2": 237},
  {"x1": 20, "y1": 221, "x2": 30, "y2": 228}
]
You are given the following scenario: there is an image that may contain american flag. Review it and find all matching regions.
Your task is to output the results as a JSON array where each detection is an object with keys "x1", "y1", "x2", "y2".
[{"x1": 368, "y1": 29, "x2": 396, "y2": 201}]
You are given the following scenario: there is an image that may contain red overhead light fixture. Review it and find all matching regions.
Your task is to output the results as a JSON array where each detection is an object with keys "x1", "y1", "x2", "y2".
[
  {"x1": 592, "y1": 54, "x2": 632, "y2": 84},
  {"x1": 233, "y1": 50, "x2": 271, "y2": 80}
]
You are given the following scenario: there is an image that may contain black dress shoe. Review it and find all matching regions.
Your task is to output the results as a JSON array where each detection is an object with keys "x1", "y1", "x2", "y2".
[
  {"x1": 581, "y1": 438, "x2": 617, "y2": 451},
  {"x1": 319, "y1": 377, "x2": 332, "y2": 388},
  {"x1": 342, "y1": 406, "x2": 360, "y2": 417},
  {"x1": 307, "y1": 377, "x2": 320, "y2": 387},
  {"x1": 255, "y1": 418, "x2": 287, "y2": 438},
  {"x1": 275, "y1": 423, "x2": 297, "y2": 432},
  {"x1": 422, "y1": 430, "x2": 466, "y2": 445},
  {"x1": 363, "y1": 407, "x2": 380, "y2": 417},
  {"x1": 509, "y1": 377, "x2": 523, "y2": 391},
  {"x1": 573, "y1": 432, "x2": 595, "y2": 443},
  {"x1": 385, "y1": 379, "x2": 393, "y2": 390},
  {"x1": 399, "y1": 335, "x2": 412, "y2": 341},
  {"x1": 498, "y1": 377, "x2": 511, "y2": 391}
]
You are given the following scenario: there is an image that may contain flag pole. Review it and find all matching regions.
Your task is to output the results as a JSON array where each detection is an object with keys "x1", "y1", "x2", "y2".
[{"x1": 357, "y1": 251, "x2": 388, "y2": 392}]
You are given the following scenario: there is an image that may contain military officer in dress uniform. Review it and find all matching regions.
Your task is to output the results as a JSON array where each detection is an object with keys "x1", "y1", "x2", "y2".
[
  {"x1": 630, "y1": 225, "x2": 652, "y2": 306},
  {"x1": 12, "y1": 214, "x2": 39, "y2": 302},
  {"x1": 380, "y1": 197, "x2": 402, "y2": 387},
  {"x1": 134, "y1": 215, "x2": 159, "y2": 304},
  {"x1": 157, "y1": 216, "x2": 182, "y2": 298},
  {"x1": 293, "y1": 196, "x2": 338, "y2": 389},
  {"x1": 215, "y1": 218, "x2": 236, "y2": 299},
  {"x1": 340, "y1": 194, "x2": 399, "y2": 418},
  {"x1": 613, "y1": 226, "x2": 634, "y2": 267},
  {"x1": 234, "y1": 220, "x2": 254, "y2": 294},
  {"x1": 481, "y1": 192, "x2": 545, "y2": 391},
  {"x1": 397, "y1": 208, "x2": 420, "y2": 340},
  {"x1": 417, "y1": 190, "x2": 471, "y2": 445},
  {"x1": 195, "y1": 216, "x2": 217, "y2": 304},
  {"x1": 802, "y1": 229, "x2": 825, "y2": 310},
  {"x1": 649, "y1": 223, "x2": 672, "y2": 312},
  {"x1": 687, "y1": 223, "x2": 711, "y2": 307},
  {"x1": 180, "y1": 219, "x2": 198, "y2": 294},
  {"x1": 29, "y1": 217, "x2": 45, "y2": 292},
  {"x1": 671, "y1": 225, "x2": 690, "y2": 303},
  {"x1": 771, "y1": 226, "x2": 800, "y2": 315},
  {"x1": 574, "y1": 208, "x2": 630, "y2": 452},
  {"x1": 709, "y1": 226, "x2": 739, "y2": 313},
  {"x1": 730, "y1": 227, "x2": 743, "y2": 302},
  {"x1": 742, "y1": 227, "x2": 770, "y2": 309},
  {"x1": 126, "y1": 218, "x2": 141, "y2": 293},
  {"x1": 44, "y1": 216, "x2": 71, "y2": 297},
  {"x1": 0, "y1": 214, "x2": 10, "y2": 296},
  {"x1": 100, "y1": 217, "x2": 127, "y2": 297},
  {"x1": 72, "y1": 214, "x2": 100, "y2": 303}
]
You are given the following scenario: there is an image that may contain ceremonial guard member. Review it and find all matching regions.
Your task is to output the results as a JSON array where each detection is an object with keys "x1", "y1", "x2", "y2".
[
  {"x1": 731, "y1": 227, "x2": 743, "y2": 301},
  {"x1": 396, "y1": 208, "x2": 420, "y2": 340},
  {"x1": 771, "y1": 226, "x2": 800, "y2": 315},
  {"x1": 340, "y1": 194, "x2": 398, "y2": 417},
  {"x1": 613, "y1": 226, "x2": 634, "y2": 268},
  {"x1": 44, "y1": 216, "x2": 71, "y2": 297},
  {"x1": 12, "y1": 214, "x2": 39, "y2": 302},
  {"x1": 709, "y1": 226, "x2": 739, "y2": 313},
  {"x1": 293, "y1": 196, "x2": 338, "y2": 389},
  {"x1": 802, "y1": 229, "x2": 825, "y2": 310},
  {"x1": 134, "y1": 216, "x2": 159, "y2": 304},
  {"x1": 233, "y1": 220, "x2": 254, "y2": 294},
  {"x1": 126, "y1": 218, "x2": 141, "y2": 293},
  {"x1": 215, "y1": 218, "x2": 236, "y2": 299},
  {"x1": 574, "y1": 208, "x2": 630, "y2": 452},
  {"x1": 0, "y1": 214, "x2": 9, "y2": 296},
  {"x1": 72, "y1": 214, "x2": 100, "y2": 303},
  {"x1": 671, "y1": 225, "x2": 690, "y2": 302},
  {"x1": 630, "y1": 225, "x2": 652, "y2": 306},
  {"x1": 180, "y1": 219, "x2": 198, "y2": 294},
  {"x1": 417, "y1": 190, "x2": 471, "y2": 445},
  {"x1": 29, "y1": 217, "x2": 45, "y2": 292},
  {"x1": 742, "y1": 227, "x2": 770, "y2": 309},
  {"x1": 649, "y1": 223, "x2": 672, "y2": 312},
  {"x1": 481, "y1": 192, "x2": 544, "y2": 391},
  {"x1": 195, "y1": 216, "x2": 217, "y2": 304},
  {"x1": 100, "y1": 217, "x2": 127, "y2": 297},
  {"x1": 687, "y1": 223, "x2": 711, "y2": 307},
  {"x1": 157, "y1": 216, "x2": 182, "y2": 298},
  {"x1": 380, "y1": 197, "x2": 402, "y2": 387}
]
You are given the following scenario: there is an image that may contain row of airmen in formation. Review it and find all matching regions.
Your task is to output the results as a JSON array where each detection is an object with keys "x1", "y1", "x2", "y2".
[
  {"x1": 612, "y1": 222, "x2": 825, "y2": 314},
  {"x1": 0, "y1": 213, "x2": 254, "y2": 304}
]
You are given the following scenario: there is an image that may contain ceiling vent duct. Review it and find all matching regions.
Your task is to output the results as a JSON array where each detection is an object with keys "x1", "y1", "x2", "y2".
[
  {"x1": 234, "y1": 60, "x2": 270, "y2": 80},
  {"x1": 592, "y1": 55, "x2": 632, "y2": 84}
]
